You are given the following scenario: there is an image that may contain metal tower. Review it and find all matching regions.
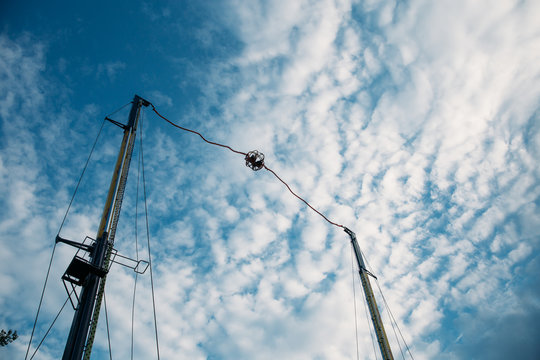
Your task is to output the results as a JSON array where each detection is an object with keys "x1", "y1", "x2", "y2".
[
  {"x1": 345, "y1": 227, "x2": 394, "y2": 360},
  {"x1": 59, "y1": 95, "x2": 149, "y2": 360}
]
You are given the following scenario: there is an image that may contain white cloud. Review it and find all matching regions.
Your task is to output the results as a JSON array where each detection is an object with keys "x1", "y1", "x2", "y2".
[
  {"x1": 2, "y1": 0, "x2": 540, "y2": 359},
  {"x1": 148, "y1": 90, "x2": 173, "y2": 107},
  {"x1": 97, "y1": 61, "x2": 126, "y2": 81},
  {"x1": 226, "y1": 0, "x2": 308, "y2": 63}
]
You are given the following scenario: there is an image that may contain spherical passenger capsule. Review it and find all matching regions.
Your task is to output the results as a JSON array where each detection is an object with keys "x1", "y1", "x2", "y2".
[{"x1": 245, "y1": 150, "x2": 265, "y2": 171}]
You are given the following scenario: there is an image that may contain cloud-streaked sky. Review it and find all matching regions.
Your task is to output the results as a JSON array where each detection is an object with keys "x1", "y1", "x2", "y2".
[{"x1": 1, "y1": 0, "x2": 539, "y2": 359}]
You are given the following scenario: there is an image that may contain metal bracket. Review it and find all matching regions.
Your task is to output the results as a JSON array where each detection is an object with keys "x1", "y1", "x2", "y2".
[
  {"x1": 56, "y1": 235, "x2": 94, "y2": 252},
  {"x1": 359, "y1": 267, "x2": 378, "y2": 280},
  {"x1": 61, "y1": 255, "x2": 109, "y2": 310},
  {"x1": 139, "y1": 98, "x2": 151, "y2": 107},
  {"x1": 343, "y1": 226, "x2": 356, "y2": 240},
  {"x1": 57, "y1": 235, "x2": 104, "y2": 309},
  {"x1": 105, "y1": 116, "x2": 128, "y2": 129},
  {"x1": 110, "y1": 249, "x2": 149, "y2": 274},
  {"x1": 343, "y1": 227, "x2": 378, "y2": 279}
]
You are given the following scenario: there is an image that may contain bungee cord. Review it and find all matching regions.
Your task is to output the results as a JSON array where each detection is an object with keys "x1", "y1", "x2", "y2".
[
  {"x1": 28, "y1": 99, "x2": 412, "y2": 359},
  {"x1": 150, "y1": 104, "x2": 344, "y2": 229},
  {"x1": 151, "y1": 104, "x2": 247, "y2": 156},
  {"x1": 150, "y1": 102, "x2": 418, "y2": 359},
  {"x1": 263, "y1": 164, "x2": 344, "y2": 228}
]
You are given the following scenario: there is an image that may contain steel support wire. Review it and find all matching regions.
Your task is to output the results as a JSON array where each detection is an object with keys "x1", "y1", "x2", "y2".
[
  {"x1": 25, "y1": 108, "x2": 115, "y2": 359},
  {"x1": 141, "y1": 107, "x2": 161, "y2": 359},
  {"x1": 362, "y1": 249, "x2": 415, "y2": 360},
  {"x1": 29, "y1": 292, "x2": 73, "y2": 360}
]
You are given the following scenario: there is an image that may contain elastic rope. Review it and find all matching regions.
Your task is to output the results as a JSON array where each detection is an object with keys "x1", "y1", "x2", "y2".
[
  {"x1": 151, "y1": 105, "x2": 246, "y2": 156},
  {"x1": 263, "y1": 165, "x2": 344, "y2": 228},
  {"x1": 141, "y1": 107, "x2": 161, "y2": 359},
  {"x1": 151, "y1": 104, "x2": 344, "y2": 229}
]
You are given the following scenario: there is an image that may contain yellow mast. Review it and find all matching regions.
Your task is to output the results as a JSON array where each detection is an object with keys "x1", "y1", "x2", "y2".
[
  {"x1": 345, "y1": 227, "x2": 394, "y2": 360},
  {"x1": 62, "y1": 95, "x2": 149, "y2": 360}
]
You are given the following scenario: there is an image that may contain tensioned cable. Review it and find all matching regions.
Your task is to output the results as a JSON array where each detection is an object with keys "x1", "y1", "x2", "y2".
[
  {"x1": 150, "y1": 102, "x2": 418, "y2": 358},
  {"x1": 57, "y1": 118, "x2": 106, "y2": 234},
  {"x1": 352, "y1": 247, "x2": 378, "y2": 360},
  {"x1": 362, "y1": 249, "x2": 415, "y2": 360},
  {"x1": 361, "y1": 280, "x2": 378, "y2": 360},
  {"x1": 150, "y1": 104, "x2": 344, "y2": 229},
  {"x1": 350, "y1": 245, "x2": 360, "y2": 360},
  {"x1": 25, "y1": 107, "x2": 117, "y2": 359},
  {"x1": 384, "y1": 293, "x2": 405, "y2": 360},
  {"x1": 141, "y1": 107, "x2": 161, "y2": 359},
  {"x1": 131, "y1": 113, "x2": 143, "y2": 360},
  {"x1": 360, "y1": 251, "x2": 404, "y2": 358},
  {"x1": 131, "y1": 271, "x2": 139, "y2": 360},
  {"x1": 25, "y1": 232, "x2": 56, "y2": 358},
  {"x1": 374, "y1": 278, "x2": 413, "y2": 360},
  {"x1": 29, "y1": 291, "x2": 72, "y2": 360},
  {"x1": 104, "y1": 291, "x2": 113, "y2": 360},
  {"x1": 58, "y1": 102, "x2": 132, "y2": 233}
]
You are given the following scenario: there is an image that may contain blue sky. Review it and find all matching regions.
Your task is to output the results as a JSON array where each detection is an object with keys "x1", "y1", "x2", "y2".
[{"x1": 1, "y1": 0, "x2": 539, "y2": 359}]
